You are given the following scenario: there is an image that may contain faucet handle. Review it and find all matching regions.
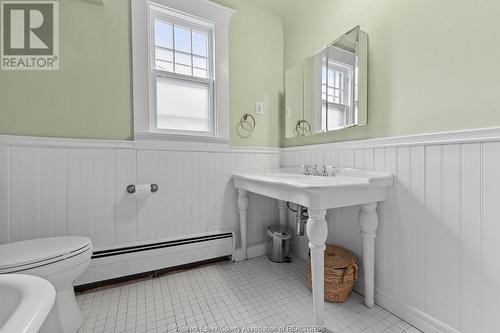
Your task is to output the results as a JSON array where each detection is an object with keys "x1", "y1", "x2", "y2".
[
  {"x1": 321, "y1": 165, "x2": 328, "y2": 177},
  {"x1": 303, "y1": 163, "x2": 311, "y2": 175},
  {"x1": 312, "y1": 164, "x2": 321, "y2": 176}
]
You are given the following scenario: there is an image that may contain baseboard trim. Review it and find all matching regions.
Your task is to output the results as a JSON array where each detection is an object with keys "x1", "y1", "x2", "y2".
[
  {"x1": 233, "y1": 242, "x2": 268, "y2": 262},
  {"x1": 76, "y1": 235, "x2": 233, "y2": 286},
  {"x1": 75, "y1": 256, "x2": 230, "y2": 293},
  {"x1": 374, "y1": 289, "x2": 460, "y2": 333},
  {"x1": 247, "y1": 242, "x2": 267, "y2": 258},
  {"x1": 291, "y1": 242, "x2": 308, "y2": 261}
]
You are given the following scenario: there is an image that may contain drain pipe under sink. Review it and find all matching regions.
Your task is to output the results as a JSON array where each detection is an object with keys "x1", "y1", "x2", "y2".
[{"x1": 287, "y1": 202, "x2": 308, "y2": 236}]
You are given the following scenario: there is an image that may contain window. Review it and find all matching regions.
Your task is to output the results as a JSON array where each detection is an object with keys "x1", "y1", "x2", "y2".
[
  {"x1": 150, "y1": 5, "x2": 214, "y2": 135},
  {"x1": 313, "y1": 45, "x2": 356, "y2": 133},
  {"x1": 132, "y1": 0, "x2": 233, "y2": 142},
  {"x1": 320, "y1": 60, "x2": 353, "y2": 131}
]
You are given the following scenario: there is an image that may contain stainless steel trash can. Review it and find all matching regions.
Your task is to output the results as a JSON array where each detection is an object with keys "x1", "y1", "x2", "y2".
[{"x1": 267, "y1": 225, "x2": 291, "y2": 263}]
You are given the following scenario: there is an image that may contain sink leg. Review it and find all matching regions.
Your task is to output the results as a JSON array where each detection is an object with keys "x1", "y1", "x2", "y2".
[
  {"x1": 237, "y1": 189, "x2": 249, "y2": 261},
  {"x1": 306, "y1": 208, "x2": 328, "y2": 327},
  {"x1": 359, "y1": 202, "x2": 379, "y2": 308},
  {"x1": 278, "y1": 200, "x2": 287, "y2": 226}
]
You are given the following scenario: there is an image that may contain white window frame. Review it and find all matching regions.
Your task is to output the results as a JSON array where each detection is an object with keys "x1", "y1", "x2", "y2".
[
  {"x1": 149, "y1": 6, "x2": 215, "y2": 136},
  {"x1": 314, "y1": 47, "x2": 356, "y2": 133},
  {"x1": 132, "y1": 0, "x2": 234, "y2": 143}
]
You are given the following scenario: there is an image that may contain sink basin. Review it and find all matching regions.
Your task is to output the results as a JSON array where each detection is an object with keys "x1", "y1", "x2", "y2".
[
  {"x1": 233, "y1": 167, "x2": 393, "y2": 209},
  {"x1": 0, "y1": 274, "x2": 55, "y2": 333}
]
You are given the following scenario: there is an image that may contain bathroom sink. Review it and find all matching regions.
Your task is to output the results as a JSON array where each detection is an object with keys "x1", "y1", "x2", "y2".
[
  {"x1": 233, "y1": 167, "x2": 393, "y2": 209},
  {"x1": 0, "y1": 274, "x2": 55, "y2": 333},
  {"x1": 233, "y1": 166, "x2": 393, "y2": 327}
]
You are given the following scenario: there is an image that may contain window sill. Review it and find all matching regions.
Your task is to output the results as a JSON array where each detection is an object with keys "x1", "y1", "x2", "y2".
[
  {"x1": 134, "y1": 131, "x2": 230, "y2": 151},
  {"x1": 135, "y1": 131, "x2": 228, "y2": 143}
]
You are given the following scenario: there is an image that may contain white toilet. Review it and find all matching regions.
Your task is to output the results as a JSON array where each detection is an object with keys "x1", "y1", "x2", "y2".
[{"x1": 0, "y1": 237, "x2": 92, "y2": 333}]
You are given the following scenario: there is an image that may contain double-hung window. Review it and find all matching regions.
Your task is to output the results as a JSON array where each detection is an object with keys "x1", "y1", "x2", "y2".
[
  {"x1": 150, "y1": 5, "x2": 214, "y2": 135},
  {"x1": 132, "y1": 0, "x2": 233, "y2": 141},
  {"x1": 321, "y1": 60, "x2": 353, "y2": 131},
  {"x1": 313, "y1": 46, "x2": 355, "y2": 132}
]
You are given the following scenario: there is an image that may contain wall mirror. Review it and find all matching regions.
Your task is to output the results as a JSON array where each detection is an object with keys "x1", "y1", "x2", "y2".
[{"x1": 285, "y1": 26, "x2": 368, "y2": 138}]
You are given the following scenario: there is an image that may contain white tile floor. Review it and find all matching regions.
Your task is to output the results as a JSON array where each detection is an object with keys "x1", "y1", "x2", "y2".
[{"x1": 76, "y1": 256, "x2": 421, "y2": 333}]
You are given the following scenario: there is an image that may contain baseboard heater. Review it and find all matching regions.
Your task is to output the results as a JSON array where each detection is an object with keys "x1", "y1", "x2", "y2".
[{"x1": 75, "y1": 232, "x2": 234, "y2": 286}]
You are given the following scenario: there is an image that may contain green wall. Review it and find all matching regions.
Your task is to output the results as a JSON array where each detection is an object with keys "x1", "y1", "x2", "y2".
[
  {"x1": 0, "y1": 0, "x2": 284, "y2": 146},
  {"x1": 214, "y1": 0, "x2": 284, "y2": 147},
  {"x1": 277, "y1": 0, "x2": 500, "y2": 147},
  {"x1": 0, "y1": 0, "x2": 133, "y2": 140},
  {"x1": 3, "y1": 0, "x2": 498, "y2": 148}
]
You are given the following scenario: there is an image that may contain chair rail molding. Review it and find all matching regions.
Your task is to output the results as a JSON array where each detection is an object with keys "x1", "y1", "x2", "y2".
[{"x1": 283, "y1": 127, "x2": 500, "y2": 151}]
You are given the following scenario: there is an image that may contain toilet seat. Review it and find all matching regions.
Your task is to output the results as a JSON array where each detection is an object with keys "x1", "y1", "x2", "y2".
[
  {"x1": 0, "y1": 236, "x2": 92, "y2": 333},
  {"x1": 0, "y1": 237, "x2": 92, "y2": 274}
]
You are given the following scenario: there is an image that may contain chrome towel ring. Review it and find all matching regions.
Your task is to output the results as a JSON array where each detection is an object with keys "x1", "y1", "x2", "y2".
[
  {"x1": 240, "y1": 113, "x2": 256, "y2": 132},
  {"x1": 294, "y1": 119, "x2": 312, "y2": 136}
]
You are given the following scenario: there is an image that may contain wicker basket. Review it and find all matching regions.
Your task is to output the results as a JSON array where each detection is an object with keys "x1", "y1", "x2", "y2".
[{"x1": 306, "y1": 244, "x2": 358, "y2": 303}]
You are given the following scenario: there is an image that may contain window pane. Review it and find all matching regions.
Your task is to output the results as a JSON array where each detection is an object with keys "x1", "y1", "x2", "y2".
[
  {"x1": 155, "y1": 48, "x2": 173, "y2": 71},
  {"x1": 193, "y1": 56, "x2": 207, "y2": 70},
  {"x1": 155, "y1": 21, "x2": 173, "y2": 49},
  {"x1": 327, "y1": 104, "x2": 346, "y2": 129},
  {"x1": 335, "y1": 72, "x2": 342, "y2": 88},
  {"x1": 156, "y1": 48, "x2": 173, "y2": 62},
  {"x1": 175, "y1": 52, "x2": 191, "y2": 66},
  {"x1": 156, "y1": 60, "x2": 173, "y2": 72},
  {"x1": 328, "y1": 69, "x2": 334, "y2": 86},
  {"x1": 175, "y1": 64, "x2": 191, "y2": 76},
  {"x1": 192, "y1": 31, "x2": 208, "y2": 57},
  {"x1": 193, "y1": 68, "x2": 207, "y2": 78},
  {"x1": 156, "y1": 76, "x2": 210, "y2": 132},
  {"x1": 174, "y1": 25, "x2": 191, "y2": 53}
]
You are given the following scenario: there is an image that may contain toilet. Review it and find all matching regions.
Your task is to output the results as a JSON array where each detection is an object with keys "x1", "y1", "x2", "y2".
[{"x1": 0, "y1": 237, "x2": 92, "y2": 333}]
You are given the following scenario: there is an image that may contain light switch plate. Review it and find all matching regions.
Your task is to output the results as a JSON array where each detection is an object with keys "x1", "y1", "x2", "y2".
[
  {"x1": 255, "y1": 102, "x2": 264, "y2": 115},
  {"x1": 286, "y1": 107, "x2": 292, "y2": 119}
]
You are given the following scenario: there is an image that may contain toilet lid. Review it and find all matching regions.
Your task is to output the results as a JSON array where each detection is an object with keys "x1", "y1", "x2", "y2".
[{"x1": 0, "y1": 237, "x2": 91, "y2": 270}]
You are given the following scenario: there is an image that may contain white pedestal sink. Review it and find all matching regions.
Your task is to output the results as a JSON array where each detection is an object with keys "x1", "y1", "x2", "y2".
[
  {"x1": 233, "y1": 166, "x2": 393, "y2": 327},
  {"x1": 0, "y1": 274, "x2": 55, "y2": 333}
]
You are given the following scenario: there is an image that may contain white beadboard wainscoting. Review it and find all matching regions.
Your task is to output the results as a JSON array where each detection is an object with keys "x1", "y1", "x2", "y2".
[
  {"x1": 1, "y1": 128, "x2": 500, "y2": 333},
  {"x1": 0, "y1": 136, "x2": 280, "y2": 276},
  {"x1": 282, "y1": 128, "x2": 500, "y2": 333}
]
